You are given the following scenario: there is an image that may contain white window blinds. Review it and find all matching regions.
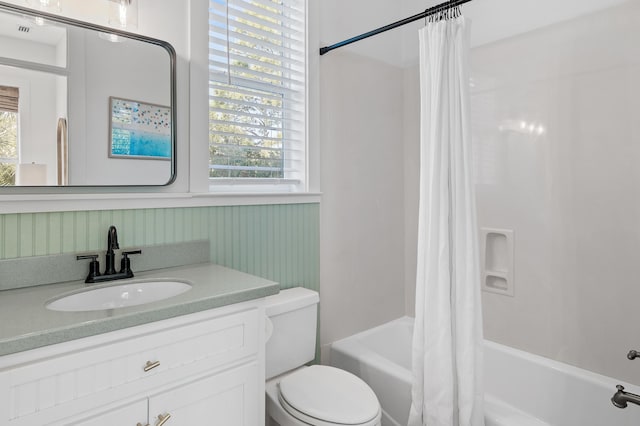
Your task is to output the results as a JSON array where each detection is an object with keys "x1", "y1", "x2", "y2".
[{"x1": 209, "y1": 0, "x2": 306, "y2": 186}]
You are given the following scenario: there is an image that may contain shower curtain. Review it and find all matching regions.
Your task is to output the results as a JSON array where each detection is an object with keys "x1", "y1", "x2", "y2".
[{"x1": 408, "y1": 14, "x2": 484, "y2": 426}]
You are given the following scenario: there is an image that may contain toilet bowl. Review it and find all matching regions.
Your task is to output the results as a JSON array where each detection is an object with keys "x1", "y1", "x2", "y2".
[
  {"x1": 264, "y1": 288, "x2": 382, "y2": 426},
  {"x1": 266, "y1": 366, "x2": 381, "y2": 426}
]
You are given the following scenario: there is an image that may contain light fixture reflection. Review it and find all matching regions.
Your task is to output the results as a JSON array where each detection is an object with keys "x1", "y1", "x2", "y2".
[
  {"x1": 98, "y1": 32, "x2": 122, "y2": 43},
  {"x1": 25, "y1": 0, "x2": 61, "y2": 13},
  {"x1": 108, "y1": 0, "x2": 138, "y2": 31},
  {"x1": 499, "y1": 119, "x2": 546, "y2": 136},
  {"x1": 25, "y1": 0, "x2": 60, "y2": 26},
  {"x1": 100, "y1": 0, "x2": 138, "y2": 43}
]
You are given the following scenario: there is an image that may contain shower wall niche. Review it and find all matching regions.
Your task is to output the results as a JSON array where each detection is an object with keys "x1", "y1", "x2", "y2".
[{"x1": 480, "y1": 228, "x2": 514, "y2": 297}]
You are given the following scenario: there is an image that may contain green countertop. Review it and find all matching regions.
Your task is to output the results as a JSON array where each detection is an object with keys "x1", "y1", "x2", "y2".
[{"x1": 0, "y1": 263, "x2": 279, "y2": 356}]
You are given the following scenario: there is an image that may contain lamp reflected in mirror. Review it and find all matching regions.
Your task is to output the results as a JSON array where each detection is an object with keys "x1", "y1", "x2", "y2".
[{"x1": 16, "y1": 162, "x2": 47, "y2": 185}]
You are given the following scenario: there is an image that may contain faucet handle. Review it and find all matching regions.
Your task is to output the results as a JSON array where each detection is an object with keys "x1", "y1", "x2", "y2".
[
  {"x1": 122, "y1": 250, "x2": 142, "y2": 256},
  {"x1": 77, "y1": 254, "x2": 101, "y2": 283},
  {"x1": 120, "y1": 249, "x2": 142, "y2": 275},
  {"x1": 628, "y1": 350, "x2": 640, "y2": 360},
  {"x1": 76, "y1": 254, "x2": 98, "y2": 261}
]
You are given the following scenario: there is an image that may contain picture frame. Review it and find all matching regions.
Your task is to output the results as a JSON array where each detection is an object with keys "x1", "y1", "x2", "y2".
[{"x1": 108, "y1": 97, "x2": 171, "y2": 160}]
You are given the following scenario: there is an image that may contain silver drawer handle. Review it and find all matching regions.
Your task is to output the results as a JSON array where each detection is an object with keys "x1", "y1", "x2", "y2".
[{"x1": 144, "y1": 360, "x2": 161, "y2": 372}]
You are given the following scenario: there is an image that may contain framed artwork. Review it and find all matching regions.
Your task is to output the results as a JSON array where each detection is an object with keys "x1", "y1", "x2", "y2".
[{"x1": 109, "y1": 97, "x2": 171, "y2": 160}]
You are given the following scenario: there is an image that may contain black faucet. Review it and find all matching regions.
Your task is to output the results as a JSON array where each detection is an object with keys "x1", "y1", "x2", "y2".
[
  {"x1": 612, "y1": 350, "x2": 640, "y2": 409},
  {"x1": 105, "y1": 225, "x2": 119, "y2": 275},
  {"x1": 612, "y1": 385, "x2": 640, "y2": 409},
  {"x1": 76, "y1": 225, "x2": 141, "y2": 284}
]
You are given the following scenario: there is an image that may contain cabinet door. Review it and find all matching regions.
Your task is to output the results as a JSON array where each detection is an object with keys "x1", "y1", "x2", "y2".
[
  {"x1": 60, "y1": 399, "x2": 148, "y2": 426},
  {"x1": 148, "y1": 362, "x2": 260, "y2": 426}
]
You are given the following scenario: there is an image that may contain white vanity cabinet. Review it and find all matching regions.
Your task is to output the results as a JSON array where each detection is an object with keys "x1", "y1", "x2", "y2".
[
  {"x1": 68, "y1": 363, "x2": 259, "y2": 425},
  {"x1": 146, "y1": 361, "x2": 259, "y2": 425},
  {"x1": 65, "y1": 400, "x2": 148, "y2": 425},
  {"x1": 0, "y1": 299, "x2": 266, "y2": 426}
]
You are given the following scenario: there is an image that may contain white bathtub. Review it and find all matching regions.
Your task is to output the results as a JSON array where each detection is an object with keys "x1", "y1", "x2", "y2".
[{"x1": 330, "y1": 316, "x2": 640, "y2": 426}]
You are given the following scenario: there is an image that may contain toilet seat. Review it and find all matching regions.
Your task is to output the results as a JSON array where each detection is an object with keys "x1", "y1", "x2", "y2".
[{"x1": 277, "y1": 365, "x2": 381, "y2": 426}]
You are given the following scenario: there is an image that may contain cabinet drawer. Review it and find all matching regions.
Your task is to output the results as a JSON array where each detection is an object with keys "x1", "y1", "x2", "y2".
[
  {"x1": 59, "y1": 399, "x2": 148, "y2": 426},
  {"x1": 148, "y1": 362, "x2": 260, "y2": 426},
  {"x1": 1, "y1": 306, "x2": 261, "y2": 424}
]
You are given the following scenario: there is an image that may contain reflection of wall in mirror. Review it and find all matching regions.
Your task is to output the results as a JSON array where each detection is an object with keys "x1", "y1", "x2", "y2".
[
  {"x1": 0, "y1": 32, "x2": 67, "y2": 186},
  {"x1": 0, "y1": 68, "x2": 64, "y2": 186},
  {"x1": 67, "y1": 27, "x2": 172, "y2": 186}
]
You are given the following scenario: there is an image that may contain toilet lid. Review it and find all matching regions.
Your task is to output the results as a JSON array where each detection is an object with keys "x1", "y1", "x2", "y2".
[{"x1": 278, "y1": 365, "x2": 380, "y2": 425}]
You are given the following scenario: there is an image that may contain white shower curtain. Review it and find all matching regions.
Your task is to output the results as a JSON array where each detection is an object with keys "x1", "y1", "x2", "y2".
[{"x1": 408, "y1": 15, "x2": 484, "y2": 426}]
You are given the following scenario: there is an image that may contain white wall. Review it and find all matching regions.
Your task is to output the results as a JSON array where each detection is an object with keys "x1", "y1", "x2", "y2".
[
  {"x1": 403, "y1": 64, "x2": 420, "y2": 316},
  {"x1": 0, "y1": 35, "x2": 57, "y2": 65},
  {"x1": 319, "y1": 0, "x2": 407, "y2": 67},
  {"x1": 318, "y1": 48, "x2": 406, "y2": 360}
]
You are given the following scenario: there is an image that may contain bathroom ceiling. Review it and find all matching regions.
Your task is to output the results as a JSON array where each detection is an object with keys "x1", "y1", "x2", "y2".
[{"x1": 320, "y1": 0, "x2": 630, "y2": 66}]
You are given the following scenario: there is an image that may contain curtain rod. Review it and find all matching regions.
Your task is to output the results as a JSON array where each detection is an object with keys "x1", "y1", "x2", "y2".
[{"x1": 319, "y1": 0, "x2": 474, "y2": 56}]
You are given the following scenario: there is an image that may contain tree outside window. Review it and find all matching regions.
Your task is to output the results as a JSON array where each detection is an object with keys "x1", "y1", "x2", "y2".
[
  {"x1": 0, "y1": 85, "x2": 18, "y2": 186},
  {"x1": 209, "y1": 0, "x2": 306, "y2": 183}
]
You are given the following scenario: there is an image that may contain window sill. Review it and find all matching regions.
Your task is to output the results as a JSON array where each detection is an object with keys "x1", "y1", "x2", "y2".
[{"x1": 0, "y1": 192, "x2": 322, "y2": 214}]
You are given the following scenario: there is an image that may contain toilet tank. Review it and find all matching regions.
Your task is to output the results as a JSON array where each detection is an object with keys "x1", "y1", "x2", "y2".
[{"x1": 265, "y1": 287, "x2": 319, "y2": 380}]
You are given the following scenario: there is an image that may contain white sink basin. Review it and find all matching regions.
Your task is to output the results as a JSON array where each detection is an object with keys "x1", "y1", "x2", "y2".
[{"x1": 46, "y1": 280, "x2": 192, "y2": 312}]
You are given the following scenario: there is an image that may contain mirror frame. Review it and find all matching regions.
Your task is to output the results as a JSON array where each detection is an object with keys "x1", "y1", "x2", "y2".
[{"x1": 0, "y1": 0, "x2": 177, "y2": 188}]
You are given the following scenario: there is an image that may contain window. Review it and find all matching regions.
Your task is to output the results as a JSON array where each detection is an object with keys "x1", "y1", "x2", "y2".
[
  {"x1": 0, "y1": 85, "x2": 18, "y2": 186},
  {"x1": 208, "y1": 0, "x2": 306, "y2": 190}
]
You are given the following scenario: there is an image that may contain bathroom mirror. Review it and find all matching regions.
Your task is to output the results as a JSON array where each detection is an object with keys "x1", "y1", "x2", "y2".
[{"x1": 0, "y1": 1, "x2": 176, "y2": 187}]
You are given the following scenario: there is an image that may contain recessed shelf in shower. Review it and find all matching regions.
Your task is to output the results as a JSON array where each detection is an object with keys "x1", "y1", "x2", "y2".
[{"x1": 480, "y1": 228, "x2": 514, "y2": 297}]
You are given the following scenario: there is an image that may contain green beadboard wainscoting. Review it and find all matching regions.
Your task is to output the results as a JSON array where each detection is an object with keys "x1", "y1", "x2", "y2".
[{"x1": 0, "y1": 203, "x2": 319, "y2": 292}]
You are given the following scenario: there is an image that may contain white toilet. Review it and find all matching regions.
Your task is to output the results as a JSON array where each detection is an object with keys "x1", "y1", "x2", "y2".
[{"x1": 265, "y1": 287, "x2": 382, "y2": 426}]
